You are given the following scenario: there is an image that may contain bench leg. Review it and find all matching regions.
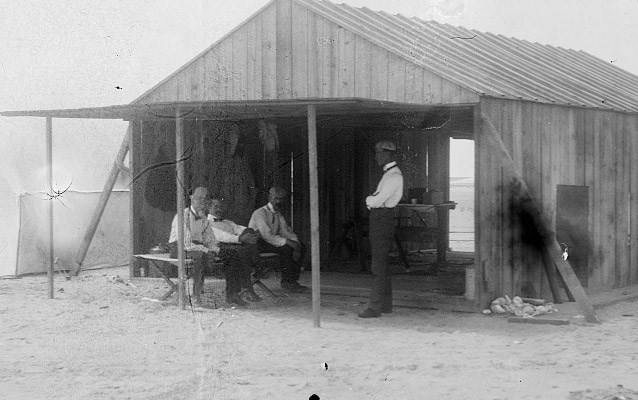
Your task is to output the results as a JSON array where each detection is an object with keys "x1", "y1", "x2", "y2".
[
  {"x1": 150, "y1": 260, "x2": 179, "y2": 301},
  {"x1": 252, "y1": 278, "x2": 278, "y2": 298}
]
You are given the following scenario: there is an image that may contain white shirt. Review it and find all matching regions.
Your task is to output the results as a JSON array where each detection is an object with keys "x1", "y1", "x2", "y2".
[
  {"x1": 248, "y1": 202, "x2": 298, "y2": 247},
  {"x1": 208, "y1": 215, "x2": 246, "y2": 244},
  {"x1": 168, "y1": 207, "x2": 220, "y2": 253},
  {"x1": 365, "y1": 161, "x2": 404, "y2": 209}
]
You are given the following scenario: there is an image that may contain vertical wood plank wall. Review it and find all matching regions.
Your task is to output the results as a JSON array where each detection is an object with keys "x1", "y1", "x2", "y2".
[
  {"x1": 478, "y1": 97, "x2": 638, "y2": 302},
  {"x1": 135, "y1": 1, "x2": 478, "y2": 106}
]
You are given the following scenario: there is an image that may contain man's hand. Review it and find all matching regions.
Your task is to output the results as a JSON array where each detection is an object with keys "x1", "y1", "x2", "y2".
[
  {"x1": 239, "y1": 228, "x2": 259, "y2": 245},
  {"x1": 286, "y1": 239, "x2": 301, "y2": 253}
]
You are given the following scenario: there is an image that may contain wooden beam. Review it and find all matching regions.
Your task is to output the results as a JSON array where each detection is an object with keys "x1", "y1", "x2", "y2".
[
  {"x1": 541, "y1": 249, "x2": 566, "y2": 303},
  {"x1": 46, "y1": 116, "x2": 54, "y2": 299},
  {"x1": 308, "y1": 104, "x2": 321, "y2": 328},
  {"x1": 482, "y1": 113, "x2": 600, "y2": 324},
  {"x1": 175, "y1": 109, "x2": 186, "y2": 309},
  {"x1": 71, "y1": 128, "x2": 130, "y2": 276},
  {"x1": 129, "y1": 121, "x2": 142, "y2": 278}
]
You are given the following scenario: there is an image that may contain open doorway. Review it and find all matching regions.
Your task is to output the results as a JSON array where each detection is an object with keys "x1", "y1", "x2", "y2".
[{"x1": 449, "y1": 138, "x2": 475, "y2": 253}]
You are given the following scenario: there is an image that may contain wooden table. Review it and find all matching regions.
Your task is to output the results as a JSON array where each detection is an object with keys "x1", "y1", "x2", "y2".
[{"x1": 395, "y1": 202, "x2": 456, "y2": 270}]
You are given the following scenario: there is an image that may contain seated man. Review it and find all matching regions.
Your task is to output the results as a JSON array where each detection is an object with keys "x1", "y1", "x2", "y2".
[
  {"x1": 208, "y1": 197, "x2": 261, "y2": 301},
  {"x1": 248, "y1": 186, "x2": 307, "y2": 293},
  {"x1": 168, "y1": 186, "x2": 252, "y2": 307}
]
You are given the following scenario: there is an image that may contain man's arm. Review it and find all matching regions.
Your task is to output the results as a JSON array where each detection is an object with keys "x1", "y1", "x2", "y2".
[
  {"x1": 278, "y1": 216, "x2": 299, "y2": 243},
  {"x1": 169, "y1": 212, "x2": 209, "y2": 253},
  {"x1": 211, "y1": 226, "x2": 240, "y2": 244},
  {"x1": 249, "y1": 208, "x2": 287, "y2": 247},
  {"x1": 202, "y1": 222, "x2": 220, "y2": 253},
  {"x1": 366, "y1": 173, "x2": 403, "y2": 209}
]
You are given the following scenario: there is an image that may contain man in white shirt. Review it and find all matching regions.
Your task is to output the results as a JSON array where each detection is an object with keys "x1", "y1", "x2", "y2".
[
  {"x1": 359, "y1": 141, "x2": 404, "y2": 318},
  {"x1": 168, "y1": 187, "x2": 252, "y2": 307},
  {"x1": 208, "y1": 197, "x2": 261, "y2": 301},
  {"x1": 248, "y1": 186, "x2": 307, "y2": 293}
]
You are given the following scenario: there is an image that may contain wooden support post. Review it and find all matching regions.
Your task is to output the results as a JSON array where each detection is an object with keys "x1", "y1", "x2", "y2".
[
  {"x1": 308, "y1": 104, "x2": 321, "y2": 328},
  {"x1": 71, "y1": 128, "x2": 130, "y2": 276},
  {"x1": 129, "y1": 121, "x2": 142, "y2": 278},
  {"x1": 541, "y1": 248, "x2": 566, "y2": 303},
  {"x1": 46, "y1": 116, "x2": 54, "y2": 299},
  {"x1": 176, "y1": 109, "x2": 186, "y2": 309},
  {"x1": 482, "y1": 114, "x2": 599, "y2": 324}
]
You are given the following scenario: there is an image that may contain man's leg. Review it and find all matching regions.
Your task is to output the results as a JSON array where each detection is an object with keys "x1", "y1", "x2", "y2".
[
  {"x1": 290, "y1": 242, "x2": 305, "y2": 283},
  {"x1": 169, "y1": 242, "x2": 204, "y2": 305},
  {"x1": 365, "y1": 209, "x2": 395, "y2": 315},
  {"x1": 218, "y1": 246, "x2": 248, "y2": 305},
  {"x1": 189, "y1": 251, "x2": 205, "y2": 304},
  {"x1": 258, "y1": 240, "x2": 295, "y2": 286}
]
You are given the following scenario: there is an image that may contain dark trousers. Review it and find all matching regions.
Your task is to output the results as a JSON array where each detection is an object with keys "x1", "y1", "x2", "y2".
[
  {"x1": 168, "y1": 242, "x2": 206, "y2": 301},
  {"x1": 258, "y1": 240, "x2": 305, "y2": 284},
  {"x1": 168, "y1": 243, "x2": 251, "y2": 298},
  {"x1": 218, "y1": 243, "x2": 256, "y2": 294},
  {"x1": 368, "y1": 208, "x2": 395, "y2": 312}
]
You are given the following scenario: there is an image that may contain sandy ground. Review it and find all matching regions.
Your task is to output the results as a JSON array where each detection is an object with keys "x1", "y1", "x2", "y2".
[{"x1": 2, "y1": 268, "x2": 638, "y2": 400}]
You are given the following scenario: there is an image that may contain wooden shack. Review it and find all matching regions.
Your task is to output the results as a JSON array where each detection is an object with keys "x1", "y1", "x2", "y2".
[{"x1": 4, "y1": 0, "x2": 638, "y2": 312}]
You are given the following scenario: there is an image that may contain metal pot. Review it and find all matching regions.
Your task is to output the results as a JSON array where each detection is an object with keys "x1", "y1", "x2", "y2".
[{"x1": 149, "y1": 244, "x2": 168, "y2": 254}]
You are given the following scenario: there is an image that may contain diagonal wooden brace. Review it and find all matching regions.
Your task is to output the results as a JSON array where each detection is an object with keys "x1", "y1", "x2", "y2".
[{"x1": 481, "y1": 114, "x2": 600, "y2": 324}]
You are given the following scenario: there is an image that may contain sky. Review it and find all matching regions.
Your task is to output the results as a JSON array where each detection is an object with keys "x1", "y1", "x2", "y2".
[{"x1": 1, "y1": 0, "x2": 637, "y2": 185}]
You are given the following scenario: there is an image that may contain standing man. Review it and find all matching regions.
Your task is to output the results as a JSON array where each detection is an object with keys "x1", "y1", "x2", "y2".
[
  {"x1": 168, "y1": 187, "x2": 250, "y2": 307},
  {"x1": 359, "y1": 141, "x2": 404, "y2": 318},
  {"x1": 249, "y1": 186, "x2": 308, "y2": 293}
]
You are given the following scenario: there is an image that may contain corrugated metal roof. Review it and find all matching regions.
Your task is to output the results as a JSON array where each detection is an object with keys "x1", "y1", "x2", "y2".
[{"x1": 297, "y1": 0, "x2": 638, "y2": 113}]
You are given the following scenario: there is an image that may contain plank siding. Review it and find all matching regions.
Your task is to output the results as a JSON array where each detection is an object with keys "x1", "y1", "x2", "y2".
[
  {"x1": 500, "y1": 99, "x2": 514, "y2": 297},
  {"x1": 261, "y1": 4, "x2": 277, "y2": 99},
  {"x1": 327, "y1": 22, "x2": 339, "y2": 97},
  {"x1": 387, "y1": 54, "x2": 406, "y2": 102},
  {"x1": 599, "y1": 111, "x2": 616, "y2": 289},
  {"x1": 369, "y1": 45, "x2": 389, "y2": 100},
  {"x1": 337, "y1": 26, "x2": 355, "y2": 98},
  {"x1": 479, "y1": 97, "x2": 638, "y2": 297},
  {"x1": 405, "y1": 63, "x2": 424, "y2": 104},
  {"x1": 232, "y1": 25, "x2": 248, "y2": 100},
  {"x1": 630, "y1": 115, "x2": 638, "y2": 285},
  {"x1": 584, "y1": 111, "x2": 598, "y2": 288},
  {"x1": 276, "y1": 0, "x2": 292, "y2": 99},
  {"x1": 616, "y1": 115, "x2": 630, "y2": 287},
  {"x1": 134, "y1": 5, "x2": 477, "y2": 105},
  {"x1": 316, "y1": 16, "x2": 332, "y2": 98},
  {"x1": 291, "y1": 3, "x2": 309, "y2": 98},
  {"x1": 510, "y1": 101, "x2": 524, "y2": 297},
  {"x1": 353, "y1": 35, "x2": 372, "y2": 98},
  {"x1": 306, "y1": 11, "x2": 320, "y2": 98}
]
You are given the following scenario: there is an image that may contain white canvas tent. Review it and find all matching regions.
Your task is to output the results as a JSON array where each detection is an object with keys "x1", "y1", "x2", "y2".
[{"x1": 0, "y1": 118, "x2": 130, "y2": 277}]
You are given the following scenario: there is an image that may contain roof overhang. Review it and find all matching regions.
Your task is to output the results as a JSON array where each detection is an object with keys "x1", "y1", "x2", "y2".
[{"x1": 0, "y1": 98, "x2": 474, "y2": 121}]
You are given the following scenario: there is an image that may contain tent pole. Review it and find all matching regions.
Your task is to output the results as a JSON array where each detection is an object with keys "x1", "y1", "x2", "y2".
[
  {"x1": 46, "y1": 116, "x2": 54, "y2": 299},
  {"x1": 307, "y1": 104, "x2": 320, "y2": 328},
  {"x1": 175, "y1": 108, "x2": 186, "y2": 309},
  {"x1": 71, "y1": 127, "x2": 130, "y2": 276}
]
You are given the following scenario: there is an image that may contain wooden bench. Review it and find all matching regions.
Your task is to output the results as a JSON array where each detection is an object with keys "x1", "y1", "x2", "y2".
[
  {"x1": 135, "y1": 252, "x2": 281, "y2": 301},
  {"x1": 134, "y1": 253, "x2": 196, "y2": 301}
]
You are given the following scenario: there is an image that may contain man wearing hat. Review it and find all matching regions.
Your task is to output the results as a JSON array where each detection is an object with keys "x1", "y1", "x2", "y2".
[
  {"x1": 359, "y1": 140, "x2": 404, "y2": 318},
  {"x1": 168, "y1": 186, "x2": 252, "y2": 307},
  {"x1": 249, "y1": 186, "x2": 307, "y2": 293}
]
